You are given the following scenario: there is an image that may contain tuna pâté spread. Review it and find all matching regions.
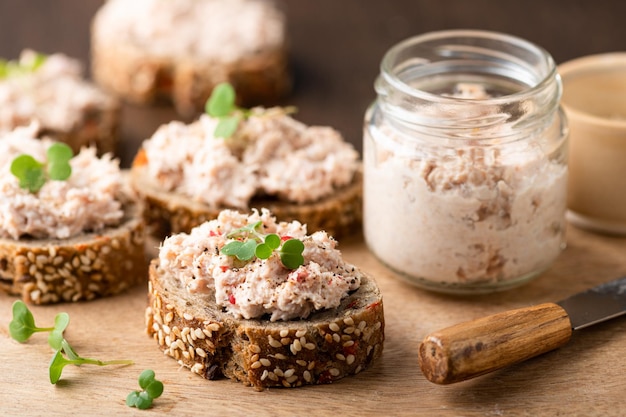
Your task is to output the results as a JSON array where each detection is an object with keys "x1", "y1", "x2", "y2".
[
  {"x1": 141, "y1": 109, "x2": 359, "y2": 208},
  {"x1": 158, "y1": 209, "x2": 362, "y2": 321},
  {"x1": 0, "y1": 50, "x2": 114, "y2": 134},
  {"x1": 0, "y1": 124, "x2": 124, "y2": 240}
]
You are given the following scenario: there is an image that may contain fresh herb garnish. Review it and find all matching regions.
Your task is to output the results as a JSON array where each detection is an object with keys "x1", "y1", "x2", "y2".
[
  {"x1": 205, "y1": 82, "x2": 248, "y2": 138},
  {"x1": 8, "y1": 300, "x2": 133, "y2": 384},
  {"x1": 10, "y1": 142, "x2": 73, "y2": 192},
  {"x1": 126, "y1": 370, "x2": 164, "y2": 410},
  {"x1": 0, "y1": 52, "x2": 47, "y2": 79},
  {"x1": 220, "y1": 221, "x2": 305, "y2": 269},
  {"x1": 205, "y1": 82, "x2": 296, "y2": 139}
]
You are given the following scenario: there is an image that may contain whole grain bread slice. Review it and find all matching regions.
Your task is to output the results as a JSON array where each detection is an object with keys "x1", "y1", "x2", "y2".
[
  {"x1": 0, "y1": 199, "x2": 147, "y2": 305},
  {"x1": 91, "y1": 21, "x2": 290, "y2": 118},
  {"x1": 146, "y1": 259, "x2": 384, "y2": 389},
  {"x1": 129, "y1": 154, "x2": 363, "y2": 240}
]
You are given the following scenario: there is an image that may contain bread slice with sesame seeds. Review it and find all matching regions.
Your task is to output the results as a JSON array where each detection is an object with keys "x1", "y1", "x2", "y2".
[
  {"x1": 90, "y1": 0, "x2": 291, "y2": 118},
  {"x1": 129, "y1": 159, "x2": 363, "y2": 242},
  {"x1": 145, "y1": 259, "x2": 385, "y2": 390},
  {"x1": 0, "y1": 200, "x2": 148, "y2": 305}
]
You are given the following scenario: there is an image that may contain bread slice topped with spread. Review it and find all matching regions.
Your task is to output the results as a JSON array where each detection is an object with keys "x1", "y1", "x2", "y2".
[
  {"x1": 146, "y1": 209, "x2": 384, "y2": 389},
  {"x1": 0, "y1": 125, "x2": 146, "y2": 304},
  {"x1": 0, "y1": 49, "x2": 119, "y2": 155},
  {"x1": 130, "y1": 83, "x2": 362, "y2": 240},
  {"x1": 91, "y1": 0, "x2": 290, "y2": 117}
]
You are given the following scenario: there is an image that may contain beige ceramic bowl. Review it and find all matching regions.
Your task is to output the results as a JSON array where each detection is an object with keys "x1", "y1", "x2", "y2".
[{"x1": 559, "y1": 53, "x2": 626, "y2": 235}]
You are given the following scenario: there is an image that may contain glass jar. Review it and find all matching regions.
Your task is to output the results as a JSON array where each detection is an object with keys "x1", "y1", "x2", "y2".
[{"x1": 363, "y1": 30, "x2": 568, "y2": 294}]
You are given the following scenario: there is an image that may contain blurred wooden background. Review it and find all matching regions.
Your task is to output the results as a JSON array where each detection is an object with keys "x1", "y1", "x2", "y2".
[{"x1": 1, "y1": 0, "x2": 624, "y2": 166}]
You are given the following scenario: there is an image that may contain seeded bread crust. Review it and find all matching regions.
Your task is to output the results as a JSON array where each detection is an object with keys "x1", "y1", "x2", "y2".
[
  {"x1": 146, "y1": 259, "x2": 384, "y2": 389},
  {"x1": 129, "y1": 152, "x2": 363, "y2": 240},
  {"x1": 0, "y1": 200, "x2": 147, "y2": 305},
  {"x1": 91, "y1": 18, "x2": 290, "y2": 117}
]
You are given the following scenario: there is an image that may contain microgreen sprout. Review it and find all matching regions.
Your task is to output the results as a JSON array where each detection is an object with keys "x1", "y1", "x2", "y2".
[
  {"x1": 205, "y1": 82, "x2": 250, "y2": 138},
  {"x1": 0, "y1": 51, "x2": 46, "y2": 79},
  {"x1": 10, "y1": 142, "x2": 73, "y2": 192},
  {"x1": 49, "y1": 340, "x2": 133, "y2": 384},
  {"x1": 205, "y1": 82, "x2": 296, "y2": 139},
  {"x1": 8, "y1": 300, "x2": 133, "y2": 384},
  {"x1": 220, "y1": 221, "x2": 305, "y2": 269},
  {"x1": 126, "y1": 369, "x2": 164, "y2": 410}
]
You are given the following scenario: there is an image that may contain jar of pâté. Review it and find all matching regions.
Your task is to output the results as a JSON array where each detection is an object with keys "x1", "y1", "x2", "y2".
[{"x1": 363, "y1": 30, "x2": 568, "y2": 294}]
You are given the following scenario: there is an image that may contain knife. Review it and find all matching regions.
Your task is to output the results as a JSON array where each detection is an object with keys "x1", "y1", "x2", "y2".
[{"x1": 418, "y1": 275, "x2": 626, "y2": 384}]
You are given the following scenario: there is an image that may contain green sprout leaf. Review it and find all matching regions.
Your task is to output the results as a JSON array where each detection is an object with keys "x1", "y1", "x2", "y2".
[
  {"x1": 204, "y1": 82, "x2": 252, "y2": 139},
  {"x1": 280, "y1": 239, "x2": 306, "y2": 270},
  {"x1": 9, "y1": 300, "x2": 54, "y2": 342},
  {"x1": 206, "y1": 82, "x2": 236, "y2": 117},
  {"x1": 10, "y1": 143, "x2": 74, "y2": 192},
  {"x1": 0, "y1": 52, "x2": 47, "y2": 79},
  {"x1": 221, "y1": 239, "x2": 257, "y2": 261},
  {"x1": 220, "y1": 222, "x2": 305, "y2": 269},
  {"x1": 214, "y1": 114, "x2": 242, "y2": 138},
  {"x1": 47, "y1": 312, "x2": 70, "y2": 351},
  {"x1": 48, "y1": 339, "x2": 133, "y2": 384},
  {"x1": 127, "y1": 370, "x2": 163, "y2": 410}
]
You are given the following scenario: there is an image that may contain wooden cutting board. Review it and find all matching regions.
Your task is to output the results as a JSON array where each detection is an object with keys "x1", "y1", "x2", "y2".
[{"x1": 1, "y1": 225, "x2": 625, "y2": 417}]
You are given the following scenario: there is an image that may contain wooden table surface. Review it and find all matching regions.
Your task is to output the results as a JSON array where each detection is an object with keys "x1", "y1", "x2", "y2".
[
  {"x1": 1, "y1": 226, "x2": 626, "y2": 416},
  {"x1": 2, "y1": 1, "x2": 626, "y2": 416}
]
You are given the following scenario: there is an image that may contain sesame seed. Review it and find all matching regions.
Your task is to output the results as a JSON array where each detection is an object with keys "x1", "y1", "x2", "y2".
[
  {"x1": 251, "y1": 361, "x2": 262, "y2": 369},
  {"x1": 183, "y1": 313, "x2": 194, "y2": 321},
  {"x1": 307, "y1": 361, "x2": 316, "y2": 370},
  {"x1": 203, "y1": 329, "x2": 213, "y2": 338},
  {"x1": 274, "y1": 353, "x2": 287, "y2": 360},
  {"x1": 282, "y1": 380, "x2": 291, "y2": 388},
  {"x1": 329, "y1": 322, "x2": 340, "y2": 332},
  {"x1": 304, "y1": 342, "x2": 316, "y2": 350},
  {"x1": 165, "y1": 313, "x2": 174, "y2": 324},
  {"x1": 367, "y1": 345, "x2": 373, "y2": 355},
  {"x1": 286, "y1": 375, "x2": 298, "y2": 384},
  {"x1": 346, "y1": 354, "x2": 355, "y2": 365},
  {"x1": 283, "y1": 368, "x2": 295, "y2": 378},
  {"x1": 260, "y1": 358, "x2": 271, "y2": 367},
  {"x1": 162, "y1": 325, "x2": 171, "y2": 334},
  {"x1": 336, "y1": 353, "x2": 346, "y2": 361},
  {"x1": 249, "y1": 344, "x2": 261, "y2": 353},
  {"x1": 281, "y1": 337, "x2": 291, "y2": 345},
  {"x1": 191, "y1": 363, "x2": 204, "y2": 374},
  {"x1": 355, "y1": 365, "x2": 363, "y2": 374},
  {"x1": 274, "y1": 368, "x2": 284, "y2": 377},
  {"x1": 268, "y1": 372, "x2": 278, "y2": 381},
  {"x1": 260, "y1": 370, "x2": 269, "y2": 381},
  {"x1": 207, "y1": 323, "x2": 220, "y2": 332},
  {"x1": 293, "y1": 339, "x2": 302, "y2": 352},
  {"x1": 280, "y1": 329, "x2": 289, "y2": 338},
  {"x1": 295, "y1": 330, "x2": 306, "y2": 338},
  {"x1": 358, "y1": 321, "x2": 367, "y2": 330},
  {"x1": 343, "y1": 317, "x2": 355, "y2": 326},
  {"x1": 329, "y1": 368, "x2": 340, "y2": 377},
  {"x1": 251, "y1": 354, "x2": 260, "y2": 363},
  {"x1": 296, "y1": 360, "x2": 307, "y2": 367},
  {"x1": 268, "y1": 336, "x2": 282, "y2": 348},
  {"x1": 303, "y1": 370, "x2": 312, "y2": 382},
  {"x1": 332, "y1": 333, "x2": 340, "y2": 343},
  {"x1": 343, "y1": 327, "x2": 355, "y2": 334}
]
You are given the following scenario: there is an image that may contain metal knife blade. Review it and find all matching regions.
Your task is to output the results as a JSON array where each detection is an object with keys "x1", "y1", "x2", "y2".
[
  {"x1": 418, "y1": 275, "x2": 626, "y2": 385},
  {"x1": 557, "y1": 275, "x2": 626, "y2": 330}
]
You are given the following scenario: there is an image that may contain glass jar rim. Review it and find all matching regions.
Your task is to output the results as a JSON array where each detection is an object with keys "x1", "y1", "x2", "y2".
[{"x1": 379, "y1": 29, "x2": 560, "y2": 106}]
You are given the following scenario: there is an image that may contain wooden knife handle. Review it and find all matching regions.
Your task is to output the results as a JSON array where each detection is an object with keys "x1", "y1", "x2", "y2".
[{"x1": 418, "y1": 302, "x2": 573, "y2": 384}]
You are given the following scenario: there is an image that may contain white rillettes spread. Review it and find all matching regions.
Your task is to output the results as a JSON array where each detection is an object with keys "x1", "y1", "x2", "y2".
[
  {"x1": 0, "y1": 50, "x2": 115, "y2": 133},
  {"x1": 142, "y1": 110, "x2": 359, "y2": 208},
  {"x1": 158, "y1": 209, "x2": 362, "y2": 321},
  {"x1": 93, "y1": 0, "x2": 285, "y2": 63},
  {"x1": 364, "y1": 123, "x2": 567, "y2": 286},
  {"x1": 0, "y1": 125, "x2": 124, "y2": 240}
]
